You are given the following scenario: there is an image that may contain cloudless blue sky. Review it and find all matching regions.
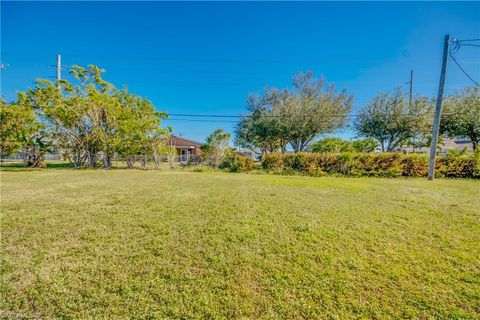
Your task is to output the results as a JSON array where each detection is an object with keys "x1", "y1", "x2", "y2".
[{"x1": 2, "y1": 1, "x2": 479, "y2": 142}]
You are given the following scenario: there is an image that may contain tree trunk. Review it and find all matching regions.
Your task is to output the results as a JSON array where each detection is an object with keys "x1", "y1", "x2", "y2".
[
  {"x1": 291, "y1": 140, "x2": 301, "y2": 153},
  {"x1": 103, "y1": 154, "x2": 112, "y2": 169},
  {"x1": 70, "y1": 149, "x2": 84, "y2": 168},
  {"x1": 154, "y1": 153, "x2": 161, "y2": 169},
  {"x1": 86, "y1": 152, "x2": 97, "y2": 168},
  {"x1": 24, "y1": 146, "x2": 45, "y2": 168},
  {"x1": 125, "y1": 156, "x2": 135, "y2": 169}
]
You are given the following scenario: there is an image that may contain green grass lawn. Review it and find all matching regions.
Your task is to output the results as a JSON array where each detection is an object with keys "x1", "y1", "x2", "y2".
[{"x1": 1, "y1": 170, "x2": 479, "y2": 319}]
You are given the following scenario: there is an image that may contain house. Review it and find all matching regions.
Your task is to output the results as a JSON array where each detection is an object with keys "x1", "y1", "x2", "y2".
[
  {"x1": 168, "y1": 135, "x2": 202, "y2": 163},
  {"x1": 403, "y1": 137, "x2": 474, "y2": 154},
  {"x1": 238, "y1": 149, "x2": 261, "y2": 161},
  {"x1": 442, "y1": 137, "x2": 474, "y2": 152}
]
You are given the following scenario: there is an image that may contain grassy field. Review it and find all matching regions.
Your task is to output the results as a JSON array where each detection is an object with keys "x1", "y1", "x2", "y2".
[{"x1": 1, "y1": 169, "x2": 479, "y2": 319}]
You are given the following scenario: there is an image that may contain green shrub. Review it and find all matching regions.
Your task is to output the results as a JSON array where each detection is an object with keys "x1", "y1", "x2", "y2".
[
  {"x1": 284, "y1": 152, "x2": 316, "y2": 172},
  {"x1": 262, "y1": 153, "x2": 284, "y2": 171},
  {"x1": 364, "y1": 153, "x2": 402, "y2": 177},
  {"x1": 244, "y1": 157, "x2": 254, "y2": 172},
  {"x1": 315, "y1": 152, "x2": 340, "y2": 173},
  {"x1": 401, "y1": 154, "x2": 428, "y2": 177},
  {"x1": 220, "y1": 153, "x2": 254, "y2": 173},
  {"x1": 437, "y1": 150, "x2": 480, "y2": 178},
  {"x1": 260, "y1": 151, "x2": 479, "y2": 178},
  {"x1": 334, "y1": 152, "x2": 356, "y2": 175}
]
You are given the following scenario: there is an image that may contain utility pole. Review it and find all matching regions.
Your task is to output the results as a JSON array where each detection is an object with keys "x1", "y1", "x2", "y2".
[
  {"x1": 408, "y1": 69, "x2": 413, "y2": 107},
  {"x1": 428, "y1": 35, "x2": 450, "y2": 180},
  {"x1": 56, "y1": 53, "x2": 61, "y2": 89},
  {"x1": 408, "y1": 70, "x2": 415, "y2": 152}
]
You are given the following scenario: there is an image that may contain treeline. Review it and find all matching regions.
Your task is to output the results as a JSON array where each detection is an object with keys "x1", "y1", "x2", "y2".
[
  {"x1": 2, "y1": 68, "x2": 479, "y2": 169},
  {"x1": 234, "y1": 72, "x2": 479, "y2": 154},
  {"x1": 1, "y1": 65, "x2": 171, "y2": 168}
]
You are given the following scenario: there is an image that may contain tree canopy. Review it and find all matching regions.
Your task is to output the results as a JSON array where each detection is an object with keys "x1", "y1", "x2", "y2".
[
  {"x1": 441, "y1": 86, "x2": 480, "y2": 150},
  {"x1": 235, "y1": 72, "x2": 353, "y2": 154},
  {"x1": 0, "y1": 97, "x2": 41, "y2": 156},
  {"x1": 2, "y1": 65, "x2": 169, "y2": 168},
  {"x1": 311, "y1": 137, "x2": 378, "y2": 153},
  {"x1": 202, "y1": 128, "x2": 231, "y2": 168},
  {"x1": 354, "y1": 89, "x2": 433, "y2": 152}
]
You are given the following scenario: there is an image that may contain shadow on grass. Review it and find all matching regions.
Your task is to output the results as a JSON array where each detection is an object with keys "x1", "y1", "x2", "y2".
[{"x1": 0, "y1": 161, "x2": 74, "y2": 171}]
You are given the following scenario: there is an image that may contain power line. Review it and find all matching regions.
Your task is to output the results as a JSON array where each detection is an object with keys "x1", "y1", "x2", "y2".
[
  {"x1": 448, "y1": 51, "x2": 480, "y2": 87},
  {"x1": 167, "y1": 113, "x2": 241, "y2": 118},
  {"x1": 165, "y1": 118, "x2": 239, "y2": 123},
  {"x1": 459, "y1": 44, "x2": 480, "y2": 48},
  {"x1": 166, "y1": 113, "x2": 358, "y2": 119},
  {"x1": 166, "y1": 112, "x2": 458, "y2": 119},
  {"x1": 457, "y1": 38, "x2": 480, "y2": 42}
]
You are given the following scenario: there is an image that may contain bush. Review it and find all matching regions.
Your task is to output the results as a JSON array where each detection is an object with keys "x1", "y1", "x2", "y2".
[
  {"x1": 220, "y1": 153, "x2": 254, "y2": 173},
  {"x1": 261, "y1": 151, "x2": 479, "y2": 178},
  {"x1": 437, "y1": 150, "x2": 480, "y2": 178},
  {"x1": 356, "y1": 153, "x2": 402, "y2": 177},
  {"x1": 284, "y1": 152, "x2": 316, "y2": 172},
  {"x1": 401, "y1": 154, "x2": 428, "y2": 177},
  {"x1": 262, "y1": 153, "x2": 284, "y2": 171}
]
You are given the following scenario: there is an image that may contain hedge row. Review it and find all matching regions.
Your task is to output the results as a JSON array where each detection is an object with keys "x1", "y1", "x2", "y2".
[
  {"x1": 262, "y1": 151, "x2": 480, "y2": 178},
  {"x1": 220, "y1": 152, "x2": 254, "y2": 172}
]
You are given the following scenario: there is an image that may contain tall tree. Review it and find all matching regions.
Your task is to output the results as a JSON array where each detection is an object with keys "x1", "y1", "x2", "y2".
[
  {"x1": 354, "y1": 89, "x2": 432, "y2": 152},
  {"x1": 235, "y1": 72, "x2": 353, "y2": 153},
  {"x1": 287, "y1": 72, "x2": 353, "y2": 152},
  {"x1": 116, "y1": 89, "x2": 168, "y2": 168},
  {"x1": 235, "y1": 90, "x2": 287, "y2": 155},
  {"x1": 441, "y1": 86, "x2": 480, "y2": 150},
  {"x1": 25, "y1": 65, "x2": 168, "y2": 168}
]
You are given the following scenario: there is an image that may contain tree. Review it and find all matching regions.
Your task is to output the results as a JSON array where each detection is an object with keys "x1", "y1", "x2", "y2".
[
  {"x1": 235, "y1": 72, "x2": 353, "y2": 153},
  {"x1": 311, "y1": 137, "x2": 378, "y2": 153},
  {"x1": 351, "y1": 138, "x2": 378, "y2": 153},
  {"x1": 235, "y1": 90, "x2": 287, "y2": 155},
  {"x1": 202, "y1": 128, "x2": 231, "y2": 168},
  {"x1": 25, "y1": 65, "x2": 168, "y2": 169},
  {"x1": 441, "y1": 86, "x2": 480, "y2": 150},
  {"x1": 354, "y1": 89, "x2": 432, "y2": 152},
  {"x1": 311, "y1": 137, "x2": 348, "y2": 153},
  {"x1": 0, "y1": 98, "x2": 34, "y2": 156},
  {"x1": 26, "y1": 67, "x2": 108, "y2": 167},
  {"x1": 287, "y1": 72, "x2": 353, "y2": 152},
  {"x1": 115, "y1": 89, "x2": 168, "y2": 169},
  {"x1": 0, "y1": 96, "x2": 48, "y2": 167}
]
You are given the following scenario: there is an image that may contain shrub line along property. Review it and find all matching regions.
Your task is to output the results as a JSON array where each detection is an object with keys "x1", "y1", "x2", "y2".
[{"x1": 260, "y1": 151, "x2": 480, "y2": 178}]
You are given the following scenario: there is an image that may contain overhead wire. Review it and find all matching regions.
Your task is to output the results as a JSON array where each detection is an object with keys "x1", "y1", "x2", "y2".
[{"x1": 448, "y1": 51, "x2": 480, "y2": 87}]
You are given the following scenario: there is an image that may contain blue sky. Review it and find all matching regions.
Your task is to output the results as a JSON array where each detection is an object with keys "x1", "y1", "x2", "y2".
[{"x1": 1, "y1": 1, "x2": 479, "y2": 142}]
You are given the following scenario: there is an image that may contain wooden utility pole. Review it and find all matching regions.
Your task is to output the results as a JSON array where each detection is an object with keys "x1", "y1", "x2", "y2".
[
  {"x1": 408, "y1": 70, "x2": 415, "y2": 151},
  {"x1": 56, "y1": 53, "x2": 61, "y2": 89},
  {"x1": 408, "y1": 69, "x2": 413, "y2": 107},
  {"x1": 428, "y1": 35, "x2": 450, "y2": 180}
]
